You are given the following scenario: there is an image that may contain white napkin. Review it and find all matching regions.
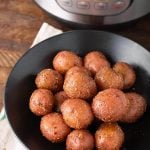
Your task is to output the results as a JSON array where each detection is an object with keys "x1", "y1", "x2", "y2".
[{"x1": 0, "y1": 23, "x2": 63, "y2": 150}]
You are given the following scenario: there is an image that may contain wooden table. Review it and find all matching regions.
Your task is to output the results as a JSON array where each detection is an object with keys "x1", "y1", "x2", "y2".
[{"x1": 0, "y1": 0, "x2": 150, "y2": 110}]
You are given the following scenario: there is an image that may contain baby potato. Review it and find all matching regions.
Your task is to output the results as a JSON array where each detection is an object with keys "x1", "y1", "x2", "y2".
[
  {"x1": 61, "y1": 99, "x2": 94, "y2": 129},
  {"x1": 66, "y1": 130, "x2": 94, "y2": 150},
  {"x1": 95, "y1": 123, "x2": 124, "y2": 150},
  {"x1": 92, "y1": 88, "x2": 130, "y2": 122},
  {"x1": 84, "y1": 51, "x2": 110, "y2": 75},
  {"x1": 64, "y1": 70, "x2": 97, "y2": 100},
  {"x1": 40, "y1": 113, "x2": 71, "y2": 143},
  {"x1": 95, "y1": 67, "x2": 124, "y2": 90},
  {"x1": 29, "y1": 89, "x2": 54, "y2": 116},
  {"x1": 121, "y1": 92, "x2": 147, "y2": 123},
  {"x1": 53, "y1": 51, "x2": 83, "y2": 74},
  {"x1": 35, "y1": 69, "x2": 63, "y2": 92},
  {"x1": 65, "y1": 66, "x2": 92, "y2": 77},
  {"x1": 113, "y1": 62, "x2": 136, "y2": 89}
]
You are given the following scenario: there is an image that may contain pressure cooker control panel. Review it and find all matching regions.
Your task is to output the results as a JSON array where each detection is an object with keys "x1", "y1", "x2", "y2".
[{"x1": 56, "y1": 0, "x2": 131, "y2": 16}]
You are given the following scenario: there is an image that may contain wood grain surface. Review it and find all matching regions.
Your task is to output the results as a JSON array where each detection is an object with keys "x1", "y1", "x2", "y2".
[
  {"x1": 0, "y1": 0, "x2": 150, "y2": 110},
  {"x1": 0, "y1": 0, "x2": 69, "y2": 110}
]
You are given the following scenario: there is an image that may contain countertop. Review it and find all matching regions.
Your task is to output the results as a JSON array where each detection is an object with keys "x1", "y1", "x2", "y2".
[{"x1": 0, "y1": 0, "x2": 150, "y2": 110}]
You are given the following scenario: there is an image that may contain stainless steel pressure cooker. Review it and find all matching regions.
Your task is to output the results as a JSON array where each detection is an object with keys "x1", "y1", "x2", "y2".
[{"x1": 34, "y1": 0, "x2": 150, "y2": 27}]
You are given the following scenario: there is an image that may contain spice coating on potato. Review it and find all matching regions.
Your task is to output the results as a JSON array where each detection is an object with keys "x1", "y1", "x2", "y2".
[
  {"x1": 29, "y1": 89, "x2": 54, "y2": 116},
  {"x1": 84, "y1": 51, "x2": 110, "y2": 75},
  {"x1": 53, "y1": 51, "x2": 83, "y2": 74},
  {"x1": 121, "y1": 92, "x2": 147, "y2": 123},
  {"x1": 29, "y1": 50, "x2": 147, "y2": 149},
  {"x1": 65, "y1": 66, "x2": 92, "y2": 77},
  {"x1": 66, "y1": 130, "x2": 94, "y2": 150},
  {"x1": 40, "y1": 113, "x2": 71, "y2": 143},
  {"x1": 113, "y1": 62, "x2": 136, "y2": 89},
  {"x1": 61, "y1": 99, "x2": 94, "y2": 129},
  {"x1": 92, "y1": 88, "x2": 129, "y2": 122},
  {"x1": 64, "y1": 71, "x2": 97, "y2": 100},
  {"x1": 35, "y1": 69, "x2": 63, "y2": 92},
  {"x1": 54, "y1": 91, "x2": 69, "y2": 112},
  {"x1": 95, "y1": 123, "x2": 124, "y2": 150},
  {"x1": 95, "y1": 67, "x2": 124, "y2": 90}
]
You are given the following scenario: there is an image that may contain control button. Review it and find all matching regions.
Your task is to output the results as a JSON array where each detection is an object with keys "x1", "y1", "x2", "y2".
[
  {"x1": 95, "y1": 2, "x2": 108, "y2": 10},
  {"x1": 113, "y1": 1, "x2": 126, "y2": 9},
  {"x1": 60, "y1": 0, "x2": 72, "y2": 7},
  {"x1": 77, "y1": 1, "x2": 90, "y2": 9}
]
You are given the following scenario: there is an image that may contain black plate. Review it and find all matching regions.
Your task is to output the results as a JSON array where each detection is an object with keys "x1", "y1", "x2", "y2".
[{"x1": 4, "y1": 30, "x2": 150, "y2": 150}]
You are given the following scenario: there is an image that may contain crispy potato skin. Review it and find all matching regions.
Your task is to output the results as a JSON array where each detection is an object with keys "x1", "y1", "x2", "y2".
[
  {"x1": 66, "y1": 130, "x2": 94, "y2": 150},
  {"x1": 92, "y1": 89, "x2": 130, "y2": 122},
  {"x1": 53, "y1": 51, "x2": 83, "y2": 74},
  {"x1": 95, "y1": 67, "x2": 124, "y2": 90},
  {"x1": 121, "y1": 92, "x2": 147, "y2": 123},
  {"x1": 35, "y1": 69, "x2": 63, "y2": 92},
  {"x1": 113, "y1": 62, "x2": 136, "y2": 89},
  {"x1": 65, "y1": 66, "x2": 92, "y2": 77},
  {"x1": 64, "y1": 70, "x2": 97, "y2": 100},
  {"x1": 95, "y1": 123, "x2": 124, "y2": 150},
  {"x1": 61, "y1": 99, "x2": 94, "y2": 129},
  {"x1": 40, "y1": 113, "x2": 71, "y2": 143},
  {"x1": 29, "y1": 89, "x2": 54, "y2": 116},
  {"x1": 84, "y1": 51, "x2": 110, "y2": 75}
]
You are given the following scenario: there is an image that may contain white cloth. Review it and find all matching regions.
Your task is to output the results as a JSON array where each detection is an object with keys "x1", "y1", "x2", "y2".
[{"x1": 0, "y1": 23, "x2": 62, "y2": 150}]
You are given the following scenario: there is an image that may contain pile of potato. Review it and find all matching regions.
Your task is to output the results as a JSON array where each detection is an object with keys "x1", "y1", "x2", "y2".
[{"x1": 29, "y1": 51, "x2": 147, "y2": 150}]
